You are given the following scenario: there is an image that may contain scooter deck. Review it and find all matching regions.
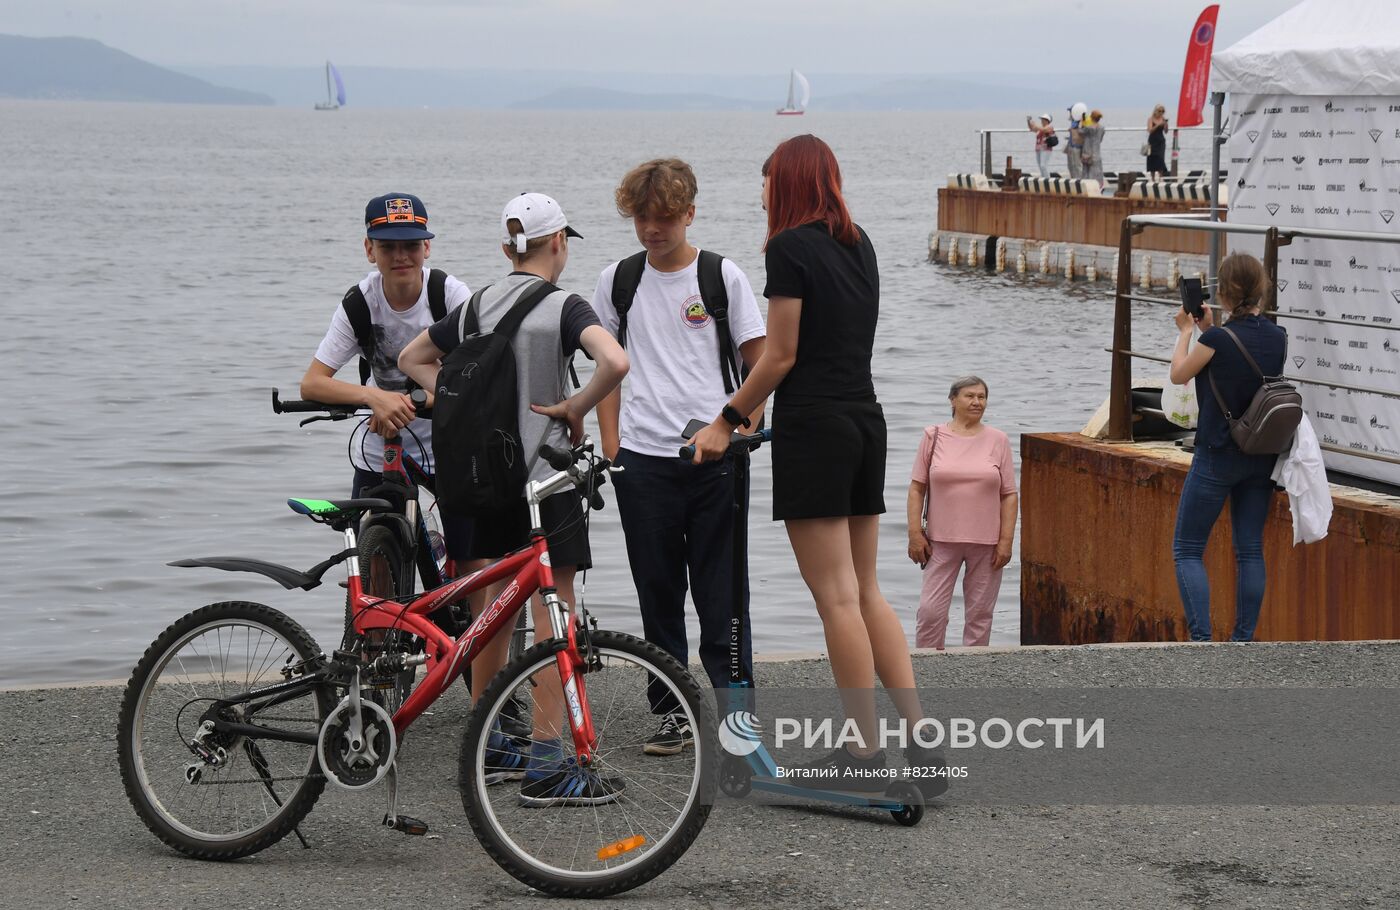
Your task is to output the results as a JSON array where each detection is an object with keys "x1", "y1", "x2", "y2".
[{"x1": 748, "y1": 775, "x2": 905, "y2": 809}]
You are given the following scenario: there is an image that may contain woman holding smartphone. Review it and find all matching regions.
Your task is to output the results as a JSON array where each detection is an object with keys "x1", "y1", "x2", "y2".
[
  {"x1": 1169, "y1": 252, "x2": 1286, "y2": 641},
  {"x1": 690, "y1": 134, "x2": 936, "y2": 784}
]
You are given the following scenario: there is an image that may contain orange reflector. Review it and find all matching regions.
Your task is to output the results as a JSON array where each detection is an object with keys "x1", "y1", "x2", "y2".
[{"x1": 596, "y1": 835, "x2": 646, "y2": 861}]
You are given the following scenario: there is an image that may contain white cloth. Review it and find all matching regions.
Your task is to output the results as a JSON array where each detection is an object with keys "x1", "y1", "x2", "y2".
[
  {"x1": 591, "y1": 252, "x2": 766, "y2": 457},
  {"x1": 312, "y1": 267, "x2": 471, "y2": 473},
  {"x1": 1270, "y1": 415, "x2": 1332, "y2": 545}
]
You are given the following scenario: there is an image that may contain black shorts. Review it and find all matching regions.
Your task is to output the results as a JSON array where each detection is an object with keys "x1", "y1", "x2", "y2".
[
  {"x1": 771, "y1": 399, "x2": 887, "y2": 520},
  {"x1": 468, "y1": 490, "x2": 592, "y2": 570}
]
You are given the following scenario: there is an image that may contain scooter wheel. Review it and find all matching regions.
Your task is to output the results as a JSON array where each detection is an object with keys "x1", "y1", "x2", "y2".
[
  {"x1": 720, "y1": 755, "x2": 753, "y2": 799},
  {"x1": 886, "y1": 781, "x2": 924, "y2": 827}
]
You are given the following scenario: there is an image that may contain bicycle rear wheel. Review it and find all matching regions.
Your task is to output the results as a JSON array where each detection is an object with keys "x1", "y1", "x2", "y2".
[
  {"x1": 459, "y1": 630, "x2": 715, "y2": 897},
  {"x1": 116, "y1": 601, "x2": 331, "y2": 859}
]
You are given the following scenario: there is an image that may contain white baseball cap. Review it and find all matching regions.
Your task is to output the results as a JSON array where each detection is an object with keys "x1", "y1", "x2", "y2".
[{"x1": 501, "y1": 192, "x2": 582, "y2": 254}]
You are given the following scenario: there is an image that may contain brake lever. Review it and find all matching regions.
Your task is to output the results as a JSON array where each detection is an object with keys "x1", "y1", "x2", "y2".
[{"x1": 298, "y1": 413, "x2": 354, "y2": 427}]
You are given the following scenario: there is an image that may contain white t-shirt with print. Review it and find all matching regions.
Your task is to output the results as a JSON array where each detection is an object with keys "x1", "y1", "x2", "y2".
[
  {"x1": 591, "y1": 252, "x2": 765, "y2": 457},
  {"x1": 313, "y1": 267, "x2": 471, "y2": 473}
]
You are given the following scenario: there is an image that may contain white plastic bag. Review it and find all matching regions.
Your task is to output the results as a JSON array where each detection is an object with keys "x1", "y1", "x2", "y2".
[{"x1": 1163, "y1": 332, "x2": 1199, "y2": 428}]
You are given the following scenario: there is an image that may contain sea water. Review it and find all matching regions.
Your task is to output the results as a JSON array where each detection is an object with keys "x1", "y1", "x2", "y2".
[{"x1": 0, "y1": 101, "x2": 1194, "y2": 685}]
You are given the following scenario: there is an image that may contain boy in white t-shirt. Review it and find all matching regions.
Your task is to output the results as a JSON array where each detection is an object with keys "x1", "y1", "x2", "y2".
[
  {"x1": 591, "y1": 159, "x2": 767, "y2": 756},
  {"x1": 300, "y1": 192, "x2": 474, "y2": 562}
]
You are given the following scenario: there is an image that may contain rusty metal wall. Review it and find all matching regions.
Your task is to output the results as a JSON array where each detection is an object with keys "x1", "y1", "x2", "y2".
[
  {"x1": 1020, "y1": 433, "x2": 1400, "y2": 644},
  {"x1": 937, "y1": 188, "x2": 1222, "y2": 255}
]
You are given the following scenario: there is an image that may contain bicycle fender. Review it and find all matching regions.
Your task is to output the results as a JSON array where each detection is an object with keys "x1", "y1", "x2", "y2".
[{"x1": 168, "y1": 557, "x2": 322, "y2": 591}]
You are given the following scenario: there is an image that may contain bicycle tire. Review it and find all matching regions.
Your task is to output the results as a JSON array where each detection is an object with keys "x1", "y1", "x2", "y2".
[
  {"x1": 459, "y1": 630, "x2": 716, "y2": 897},
  {"x1": 351, "y1": 524, "x2": 419, "y2": 715},
  {"x1": 116, "y1": 601, "x2": 331, "y2": 860}
]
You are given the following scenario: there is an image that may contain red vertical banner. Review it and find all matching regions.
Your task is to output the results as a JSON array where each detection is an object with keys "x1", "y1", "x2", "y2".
[{"x1": 1176, "y1": 5, "x2": 1220, "y2": 127}]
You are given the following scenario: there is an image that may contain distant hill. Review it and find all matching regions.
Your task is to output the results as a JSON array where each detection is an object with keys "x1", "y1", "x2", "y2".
[
  {"x1": 177, "y1": 64, "x2": 1177, "y2": 112},
  {"x1": 0, "y1": 34, "x2": 272, "y2": 105},
  {"x1": 508, "y1": 87, "x2": 766, "y2": 112},
  {"x1": 821, "y1": 74, "x2": 1181, "y2": 112}
]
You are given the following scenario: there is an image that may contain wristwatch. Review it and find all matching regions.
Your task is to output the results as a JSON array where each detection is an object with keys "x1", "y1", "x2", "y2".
[{"x1": 720, "y1": 404, "x2": 750, "y2": 429}]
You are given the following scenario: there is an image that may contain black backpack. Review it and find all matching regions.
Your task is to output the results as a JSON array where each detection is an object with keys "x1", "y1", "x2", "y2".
[
  {"x1": 432, "y1": 279, "x2": 557, "y2": 516},
  {"x1": 342, "y1": 268, "x2": 448, "y2": 385},
  {"x1": 611, "y1": 249, "x2": 745, "y2": 394},
  {"x1": 1207, "y1": 325, "x2": 1303, "y2": 455}
]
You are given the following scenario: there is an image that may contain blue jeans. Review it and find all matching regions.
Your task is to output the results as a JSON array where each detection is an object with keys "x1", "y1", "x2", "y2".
[
  {"x1": 611, "y1": 448, "x2": 753, "y2": 712},
  {"x1": 1171, "y1": 446, "x2": 1278, "y2": 642},
  {"x1": 1035, "y1": 149, "x2": 1051, "y2": 178}
]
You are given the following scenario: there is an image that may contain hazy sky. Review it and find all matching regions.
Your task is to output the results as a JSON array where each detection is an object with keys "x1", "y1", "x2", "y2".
[{"x1": 4, "y1": 0, "x2": 1298, "y2": 74}]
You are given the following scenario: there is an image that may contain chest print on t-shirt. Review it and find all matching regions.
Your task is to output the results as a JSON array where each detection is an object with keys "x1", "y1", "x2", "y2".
[{"x1": 680, "y1": 293, "x2": 711, "y2": 330}]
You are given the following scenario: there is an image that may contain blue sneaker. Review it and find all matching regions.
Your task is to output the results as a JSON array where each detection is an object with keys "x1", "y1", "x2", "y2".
[
  {"x1": 518, "y1": 759, "x2": 625, "y2": 808},
  {"x1": 483, "y1": 731, "x2": 527, "y2": 785}
]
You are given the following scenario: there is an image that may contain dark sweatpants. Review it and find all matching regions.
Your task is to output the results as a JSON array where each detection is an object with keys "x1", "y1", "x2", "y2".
[{"x1": 612, "y1": 447, "x2": 754, "y2": 713}]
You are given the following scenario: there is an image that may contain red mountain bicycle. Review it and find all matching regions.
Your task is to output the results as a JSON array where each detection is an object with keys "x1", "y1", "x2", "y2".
[{"x1": 115, "y1": 437, "x2": 716, "y2": 897}]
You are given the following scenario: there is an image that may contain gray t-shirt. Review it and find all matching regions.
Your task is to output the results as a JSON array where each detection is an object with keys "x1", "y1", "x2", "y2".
[{"x1": 428, "y1": 272, "x2": 599, "y2": 483}]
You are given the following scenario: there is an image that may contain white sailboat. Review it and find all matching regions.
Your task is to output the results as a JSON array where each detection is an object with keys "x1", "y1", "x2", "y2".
[
  {"x1": 776, "y1": 69, "x2": 809, "y2": 116},
  {"x1": 314, "y1": 61, "x2": 346, "y2": 111}
]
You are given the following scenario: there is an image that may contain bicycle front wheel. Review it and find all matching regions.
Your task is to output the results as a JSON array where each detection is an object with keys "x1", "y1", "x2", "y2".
[
  {"x1": 351, "y1": 523, "x2": 419, "y2": 715},
  {"x1": 459, "y1": 630, "x2": 716, "y2": 897},
  {"x1": 116, "y1": 601, "x2": 331, "y2": 859}
]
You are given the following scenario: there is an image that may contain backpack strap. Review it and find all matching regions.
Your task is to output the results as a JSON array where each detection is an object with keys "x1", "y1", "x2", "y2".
[
  {"x1": 345, "y1": 270, "x2": 449, "y2": 385},
  {"x1": 697, "y1": 249, "x2": 744, "y2": 395},
  {"x1": 1206, "y1": 324, "x2": 1279, "y2": 421},
  {"x1": 492, "y1": 279, "x2": 558, "y2": 338},
  {"x1": 459, "y1": 286, "x2": 487, "y2": 338},
  {"x1": 610, "y1": 251, "x2": 648, "y2": 348},
  {"x1": 427, "y1": 268, "x2": 448, "y2": 321},
  {"x1": 341, "y1": 283, "x2": 376, "y2": 385}
]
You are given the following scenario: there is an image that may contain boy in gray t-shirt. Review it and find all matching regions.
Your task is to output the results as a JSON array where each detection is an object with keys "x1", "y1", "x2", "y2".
[{"x1": 399, "y1": 193, "x2": 629, "y2": 807}]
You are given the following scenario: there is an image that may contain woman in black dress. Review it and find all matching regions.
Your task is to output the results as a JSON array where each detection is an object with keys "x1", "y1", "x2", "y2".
[
  {"x1": 690, "y1": 135, "x2": 940, "y2": 787},
  {"x1": 1146, "y1": 104, "x2": 1169, "y2": 178}
]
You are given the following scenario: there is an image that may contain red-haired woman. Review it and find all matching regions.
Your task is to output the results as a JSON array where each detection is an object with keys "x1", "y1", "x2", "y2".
[{"x1": 690, "y1": 135, "x2": 937, "y2": 788}]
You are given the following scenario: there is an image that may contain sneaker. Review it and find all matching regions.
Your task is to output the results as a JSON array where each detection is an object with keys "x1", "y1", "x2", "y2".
[
  {"x1": 518, "y1": 762, "x2": 626, "y2": 808},
  {"x1": 782, "y1": 746, "x2": 890, "y2": 792},
  {"x1": 499, "y1": 689, "x2": 533, "y2": 743},
  {"x1": 483, "y1": 731, "x2": 528, "y2": 785},
  {"x1": 643, "y1": 713, "x2": 693, "y2": 756}
]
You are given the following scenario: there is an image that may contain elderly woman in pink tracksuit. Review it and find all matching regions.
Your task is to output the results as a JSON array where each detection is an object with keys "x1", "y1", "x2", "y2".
[{"x1": 906, "y1": 375, "x2": 1019, "y2": 649}]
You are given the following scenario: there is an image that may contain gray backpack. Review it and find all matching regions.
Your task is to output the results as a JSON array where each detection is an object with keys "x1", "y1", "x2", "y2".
[{"x1": 1207, "y1": 325, "x2": 1302, "y2": 455}]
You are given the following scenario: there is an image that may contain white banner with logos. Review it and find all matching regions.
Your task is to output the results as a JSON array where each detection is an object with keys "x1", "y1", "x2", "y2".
[{"x1": 1228, "y1": 94, "x2": 1400, "y2": 486}]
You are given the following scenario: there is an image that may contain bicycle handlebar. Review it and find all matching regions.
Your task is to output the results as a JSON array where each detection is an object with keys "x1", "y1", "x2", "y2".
[
  {"x1": 272, "y1": 389, "x2": 431, "y2": 424},
  {"x1": 679, "y1": 427, "x2": 772, "y2": 461}
]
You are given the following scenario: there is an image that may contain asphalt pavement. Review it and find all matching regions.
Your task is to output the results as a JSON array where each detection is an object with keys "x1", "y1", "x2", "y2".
[{"x1": 4, "y1": 641, "x2": 1398, "y2": 910}]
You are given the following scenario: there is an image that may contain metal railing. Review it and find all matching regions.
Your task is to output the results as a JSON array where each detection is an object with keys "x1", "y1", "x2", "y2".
[
  {"x1": 977, "y1": 126, "x2": 1214, "y2": 181},
  {"x1": 1108, "y1": 216, "x2": 1400, "y2": 468}
]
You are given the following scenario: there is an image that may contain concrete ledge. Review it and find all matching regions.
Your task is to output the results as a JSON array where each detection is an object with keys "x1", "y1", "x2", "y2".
[{"x1": 1021, "y1": 432, "x2": 1400, "y2": 644}]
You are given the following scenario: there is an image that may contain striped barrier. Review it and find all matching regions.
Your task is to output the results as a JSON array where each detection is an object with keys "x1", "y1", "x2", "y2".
[{"x1": 1017, "y1": 176, "x2": 1104, "y2": 196}]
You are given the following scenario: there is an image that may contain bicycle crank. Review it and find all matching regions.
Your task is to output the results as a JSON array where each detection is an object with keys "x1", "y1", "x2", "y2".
[{"x1": 316, "y1": 688, "x2": 397, "y2": 790}]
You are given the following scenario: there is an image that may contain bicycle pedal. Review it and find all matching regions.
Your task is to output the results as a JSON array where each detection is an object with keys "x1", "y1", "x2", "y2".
[{"x1": 383, "y1": 813, "x2": 429, "y2": 836}]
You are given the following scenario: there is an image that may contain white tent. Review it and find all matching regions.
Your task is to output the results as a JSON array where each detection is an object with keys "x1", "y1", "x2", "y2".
[
  {"x1": 1211, "y1": 0, "x2": 1400, "y2": 487},
  {"x1": 1213, "y1": 0, "x2": 1400, "y2": 96}
]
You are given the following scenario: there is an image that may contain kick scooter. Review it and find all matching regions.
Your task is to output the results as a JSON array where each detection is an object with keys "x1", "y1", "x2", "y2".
[{"x1": 680, "y1": 420, "x2": 929, "y2": 826}]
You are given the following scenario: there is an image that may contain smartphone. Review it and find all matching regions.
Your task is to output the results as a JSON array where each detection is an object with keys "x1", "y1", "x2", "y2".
[{"x1": 1179, "y1": 277, "x2": 1207, "y2": 319}]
